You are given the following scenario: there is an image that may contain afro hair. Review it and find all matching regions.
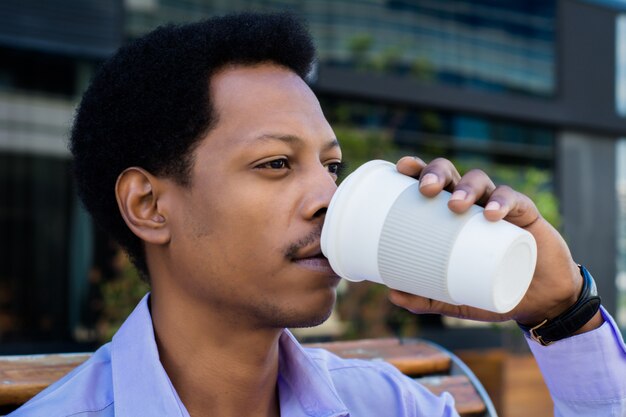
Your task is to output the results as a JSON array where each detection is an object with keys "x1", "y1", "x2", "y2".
[{"x1": 70, "y1": 12, "x2": 316, "y2": 279}]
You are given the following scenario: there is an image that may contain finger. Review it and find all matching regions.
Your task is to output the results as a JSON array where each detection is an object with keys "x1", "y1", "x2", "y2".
[
  {"x1": 447, "y1": 168, "x2": 497, "y2": 214},
  {"x1": 396, "y1": 156, "x2": 426, "y2": 178},
  {"x1": 388, "y1": 290, "x2": 434, "y2": 314},
  {"x1": 483, "y1": 185, "x2": 541, "y2": 227},
  {"x1": 416, "y1": 158, "x2": 462, "y2": 197},
  {"x1": 388, "y1": 290, "x2": 507, "y2": 322}
]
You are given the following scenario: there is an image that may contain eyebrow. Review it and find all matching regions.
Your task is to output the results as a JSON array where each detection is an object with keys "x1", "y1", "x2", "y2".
[{"x1": 255, "y1": 133, "x2": 340, "y2": 152}]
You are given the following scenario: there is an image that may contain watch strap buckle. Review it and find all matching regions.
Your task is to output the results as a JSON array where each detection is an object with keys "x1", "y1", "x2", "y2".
[{"x1": 529, "y1": 318, "x2": 553, "y2": 346}]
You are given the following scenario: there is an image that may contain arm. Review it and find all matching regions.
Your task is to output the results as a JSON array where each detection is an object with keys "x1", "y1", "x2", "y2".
[{"x1": 387, "y1": 156, "x2": 626, "y2": 415}]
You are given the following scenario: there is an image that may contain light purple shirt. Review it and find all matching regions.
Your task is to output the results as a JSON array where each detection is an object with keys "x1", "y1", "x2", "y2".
[
  {"x1": 9, "y1": 295, "x2": 626, "y2": 416},
  {"x1": 527, "y1": 307, "x2": 626, "y2": 416}
]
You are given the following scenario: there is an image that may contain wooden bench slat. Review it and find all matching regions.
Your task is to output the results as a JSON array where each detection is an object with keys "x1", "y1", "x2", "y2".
[
  {"x1": 416, "y1": 375, "x2": 487, "y2": 416},
  {"x1": 304, "y1": 338, "x2": 452, "y2": 376},
  {"x1": 0, "y1": 354, "x2": 91, "y2": 406}
]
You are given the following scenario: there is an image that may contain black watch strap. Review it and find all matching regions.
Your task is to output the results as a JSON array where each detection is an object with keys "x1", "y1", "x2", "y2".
[{"x1": 517, "y1": 265, "x2": 601, "y2": 346}]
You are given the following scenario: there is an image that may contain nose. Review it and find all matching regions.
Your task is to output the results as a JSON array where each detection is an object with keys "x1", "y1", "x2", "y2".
[{"x1": 301, "y1": 164, "x2": 338, "y2": 221}]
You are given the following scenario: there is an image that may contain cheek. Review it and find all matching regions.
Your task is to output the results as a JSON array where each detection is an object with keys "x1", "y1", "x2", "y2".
[
  {"x1": 223, "y1": 181, "x2": 295, "y2": 233},
  {"x1": 226, "y1": 204, "x2": 289, "y2": 260},
  {"x1": 187, "y1": 189, "x2": 290, "y2": 269}
]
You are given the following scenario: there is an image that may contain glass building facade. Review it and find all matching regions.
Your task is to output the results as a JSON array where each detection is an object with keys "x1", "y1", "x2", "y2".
[{"x1": 127, "y1": 0, "x2": 556, "y2": 96}]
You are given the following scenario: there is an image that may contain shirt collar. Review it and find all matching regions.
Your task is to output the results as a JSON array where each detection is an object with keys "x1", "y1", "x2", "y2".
[
  {"x1": 278, "y1": 330, "x2": 349, "y2": 417},
  {"x1": 110, "y1": 293, "x2": 348, "y2": 417}
]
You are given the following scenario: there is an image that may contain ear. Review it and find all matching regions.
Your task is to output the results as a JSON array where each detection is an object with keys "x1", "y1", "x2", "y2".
[{"x1": 115, "y1": 167, "x2": 171, "y2": 245}]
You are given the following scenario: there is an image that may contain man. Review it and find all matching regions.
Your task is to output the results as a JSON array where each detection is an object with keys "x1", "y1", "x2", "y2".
[{"x1": 10, "y1": 12, "x2": 625, "y2": 417}]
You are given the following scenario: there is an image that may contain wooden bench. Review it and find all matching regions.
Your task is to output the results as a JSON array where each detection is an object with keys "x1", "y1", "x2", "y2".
[{"x1": 0, "y1": 338, "x2": 496, "y2": 416}]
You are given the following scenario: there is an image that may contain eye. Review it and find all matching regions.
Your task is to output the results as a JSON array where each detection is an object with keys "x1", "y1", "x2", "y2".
[
  {"x1": 258, "y1": 158, "x2": 290, "y2": 170},
  {"x1": 327, "y1": 161, "x2": 346, "y2": 177}
]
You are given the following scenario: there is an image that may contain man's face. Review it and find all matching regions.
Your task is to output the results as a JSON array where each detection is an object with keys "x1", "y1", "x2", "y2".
[{"x1": 160, "y1": 63, "x2": 342, "y2": 329}]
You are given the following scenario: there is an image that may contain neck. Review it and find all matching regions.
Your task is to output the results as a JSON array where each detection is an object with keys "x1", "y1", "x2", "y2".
[{"x1": 150, "y1": 286, "x2": 282, "y2": 417}]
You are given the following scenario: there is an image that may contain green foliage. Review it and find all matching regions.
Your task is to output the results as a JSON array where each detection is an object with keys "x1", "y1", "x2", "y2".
[
  {"x1": 98, "y1": 252, "x2": 149, "y2": 342},
  {"x1": 452, "y1": 159, "x2": 561, "y2": 229},
  {"x1": 411, "y1": 57, "x2": 436, "y2": 81},
  {"x1": 420, "y1": 112, "x2": 444, "y2": 133},
  {"x1": 346, "y1": 33, "x2": 437, "y2": 82},
  {"x1": 371, "y1": 46, "x2": 404, "y2": 72},
  {"x1": 333, "y1": 126, "x2": 400, "y2": 177},
  {"x1": 347, "y1": 34, "x2": 374, "y2": 70},
  {"x1": 346, "y1": 34, "x2": 407, "y2": 73}
]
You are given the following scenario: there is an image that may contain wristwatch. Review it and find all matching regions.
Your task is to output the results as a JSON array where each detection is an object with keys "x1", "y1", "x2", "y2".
[{"x1": 517, "y1": 265, "x2": 601, "y2": 346}]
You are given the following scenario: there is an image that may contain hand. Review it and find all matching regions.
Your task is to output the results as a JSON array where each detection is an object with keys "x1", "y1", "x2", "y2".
[{"x1": 388, "y1": 156, "x2": 603, "y2": 331}]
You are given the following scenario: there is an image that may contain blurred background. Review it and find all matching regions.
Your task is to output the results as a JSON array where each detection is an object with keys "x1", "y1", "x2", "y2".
[{"x1": 1, "y1": 0, "x2": 626, "y2": 414}]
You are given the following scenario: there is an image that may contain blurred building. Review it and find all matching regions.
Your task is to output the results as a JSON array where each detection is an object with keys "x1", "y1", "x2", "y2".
[{"x1": 1, "y1": 0, "x2": 625, "y2": 351}]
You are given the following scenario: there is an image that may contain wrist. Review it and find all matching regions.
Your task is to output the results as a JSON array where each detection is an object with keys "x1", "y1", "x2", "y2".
[
  {"x1": 517, "y1": 265, "x2": 601, "y2": 346},
  {"x1": 515, "y1": 261, "x2": 581, "y2": 327}
]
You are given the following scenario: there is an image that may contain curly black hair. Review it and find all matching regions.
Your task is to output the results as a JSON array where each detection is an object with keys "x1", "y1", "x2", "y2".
[{"x1": 70, "y1": 13, "x2": 316, "y2": 280}]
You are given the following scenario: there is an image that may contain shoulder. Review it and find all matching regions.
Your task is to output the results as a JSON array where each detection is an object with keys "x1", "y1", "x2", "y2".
[
  {"x1": 303, "y1": 347, "x2": 456, "y2": 416},
  {"x1": 9, "y1": 344, "x2": 115, "y2": 417}
]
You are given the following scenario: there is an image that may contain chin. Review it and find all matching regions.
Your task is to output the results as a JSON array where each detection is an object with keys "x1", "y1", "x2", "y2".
[
  {"x1": 268, "y1": 290, "x2": 337, "y2": 329},
  {"x1": 287, "y1": 304, "x2": 335, "y2": 329}
]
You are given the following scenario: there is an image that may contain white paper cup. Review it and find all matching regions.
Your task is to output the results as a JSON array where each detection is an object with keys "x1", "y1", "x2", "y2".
[{"x1": 321, "y1": 160, "x2": 537, "y2": 313}]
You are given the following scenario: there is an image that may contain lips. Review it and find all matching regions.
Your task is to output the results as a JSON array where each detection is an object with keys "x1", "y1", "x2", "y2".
[
  {"x1": 294, "y1": 255, "x2": 335, "y2": 273},
  {"x1": 291, "y1": 244, "x2": 337, "y2": 275}
]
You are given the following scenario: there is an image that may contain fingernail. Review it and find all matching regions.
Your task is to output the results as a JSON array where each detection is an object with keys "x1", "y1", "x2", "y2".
[
  {"x1": 420, "y1": 173, "x2": 438, "y2": 187},
  {"x1": 485, "y1": 201, "x2": 501, "y2": 211},
  {"x1": 450, "y1": 190, "x2": 467, "y2": 201}
]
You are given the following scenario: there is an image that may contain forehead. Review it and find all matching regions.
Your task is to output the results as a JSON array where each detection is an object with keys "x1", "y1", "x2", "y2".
[
  {"x1": 209, "y1": 63, "x2": 330, "y2": 139},
  {"x1": 211, "y1": 63, "x2": 317, "y2": 108}
]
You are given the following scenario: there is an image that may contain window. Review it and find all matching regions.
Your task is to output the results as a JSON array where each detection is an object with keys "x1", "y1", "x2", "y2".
[{"x1": 0, "y1": 154, "x2": 73, "y2": 344}]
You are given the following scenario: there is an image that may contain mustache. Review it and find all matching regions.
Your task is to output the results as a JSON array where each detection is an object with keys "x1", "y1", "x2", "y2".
[{"x1": 284, "y1": 224, "x2": 323, "y2": 259}]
